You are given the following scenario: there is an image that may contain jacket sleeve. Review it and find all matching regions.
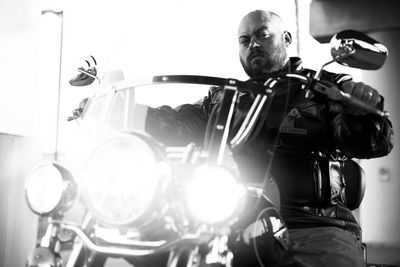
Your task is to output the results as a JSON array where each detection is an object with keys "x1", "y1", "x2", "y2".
[
  {"x1": 144, "y1": 87, "x2": 222, "y2": 146},
  {"x1": 328, "y1": 74, "x2": 394, "y2": 159},
  {"x1": 331, "y1": 111, "x2": 394, "y2": 159}
]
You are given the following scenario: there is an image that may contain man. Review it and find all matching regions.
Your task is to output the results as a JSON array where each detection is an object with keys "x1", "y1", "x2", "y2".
[{"x1": 145, "y1": 10, "x2": 394, "y2": 267}]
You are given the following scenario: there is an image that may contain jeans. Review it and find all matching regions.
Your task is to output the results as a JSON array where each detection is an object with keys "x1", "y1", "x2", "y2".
[{"x1": 283, "y1": 226, "x2": 365, "y2": 267}]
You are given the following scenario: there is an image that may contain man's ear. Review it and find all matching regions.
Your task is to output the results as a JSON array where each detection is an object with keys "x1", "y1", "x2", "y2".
[{"x1": 283, "y1": 31, "x2": 292, "y2": 46}]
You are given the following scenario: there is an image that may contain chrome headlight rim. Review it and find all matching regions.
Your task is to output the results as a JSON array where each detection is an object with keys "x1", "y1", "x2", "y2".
[
  {"x1": 25, "y1": 162, "x2": 77, "y2": 216},
  {"x1": 81, "y1": 132, "x2": 170, "y2": 227}
]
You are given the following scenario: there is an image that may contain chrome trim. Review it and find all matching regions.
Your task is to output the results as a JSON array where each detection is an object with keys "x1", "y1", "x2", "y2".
[
  {"x1": 65, "y1": 239, "x2": 84, "y2": 267},
  {"x1": 61, "y1": 223, "x2": 213, "y2": 257},
  {"x1": 93, "y1": 226, "x2": 164, "y2": 247},
  {"x1": 230, "y1": 94, "x2": 267, "y2": 149},
  {"x1": 40, "y1": 223, "x2": 59, "y2": 248},
  {"x1": 217, "y1": 86, "x2": 238, "y2": 165},
  {"x1": 285, "y1": 73, "x2": 309, "y2": 82},
  {"x1": 230, "y1": 94, "x2": 262, "y2": 146}
]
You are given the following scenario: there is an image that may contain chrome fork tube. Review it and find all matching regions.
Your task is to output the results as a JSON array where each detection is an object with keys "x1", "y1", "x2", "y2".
[{"x1": 65, "y1": 212, "x2": 94, "y2": 267}]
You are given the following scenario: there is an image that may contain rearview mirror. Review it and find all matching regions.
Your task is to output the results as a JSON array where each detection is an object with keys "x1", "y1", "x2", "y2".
[{"x1": 330, "y1": 30, "x2": 388, "y2": 70}]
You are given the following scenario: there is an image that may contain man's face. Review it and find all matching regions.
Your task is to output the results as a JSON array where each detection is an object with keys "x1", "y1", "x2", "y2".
[{"x1": 238, "y1": 11, "x2": 290, "y2": 78}]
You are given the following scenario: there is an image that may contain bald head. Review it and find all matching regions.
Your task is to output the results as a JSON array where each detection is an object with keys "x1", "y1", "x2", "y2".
[
  {"x1": 238, "y1": 10, "x2": 291, "y2": 78},
  {"x1": 238, "y1": 10, "x2": 286, "y2": 37}
]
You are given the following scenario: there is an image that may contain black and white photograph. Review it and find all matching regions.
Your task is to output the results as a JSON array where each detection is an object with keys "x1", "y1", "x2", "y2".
[{"x1": 0, "y1": 0, "x2": 399, "y2": 266}]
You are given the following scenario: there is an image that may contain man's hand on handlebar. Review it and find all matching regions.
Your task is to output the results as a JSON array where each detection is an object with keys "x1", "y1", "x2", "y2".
[{"x1": 330, "y1": 81, "x2": 382, "y2": 116}]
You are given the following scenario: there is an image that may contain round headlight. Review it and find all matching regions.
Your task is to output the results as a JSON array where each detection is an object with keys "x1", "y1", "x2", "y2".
[
  {"x1": 81, "y1": 133, "x2": 169, "y2": 226},
  {"x1": 185, "y1": 165, "x2": 245, "y2": 224},
  {"x1": 25, "y1": 162, "x2": 77, "y2": 215}
]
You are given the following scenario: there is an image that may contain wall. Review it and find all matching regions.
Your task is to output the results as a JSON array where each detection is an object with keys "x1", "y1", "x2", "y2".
[
  {"x1": 359, "y1": 31, "x2": 400, "y2": 246},
  {"x1": 0, "y1": 0, "x2": 40, "y2": 136},
  {"x1": 0, "y1": 134, "x2": 41, "y2": 267},
  {"x1": 0, "y1": 0, "x2": 43, "y2": 266}
]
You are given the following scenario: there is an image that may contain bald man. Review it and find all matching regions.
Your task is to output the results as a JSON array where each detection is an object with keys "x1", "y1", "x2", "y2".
[{"x1": 143, "y1": 9, "x2": 394, "y2": 267}]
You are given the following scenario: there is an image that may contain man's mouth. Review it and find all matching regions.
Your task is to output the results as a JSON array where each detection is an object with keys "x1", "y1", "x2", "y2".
[
  {"x1": 249, "y1": 52, "x2": 267, "y2": 62},
  {"x1": 249, "y1": 54, "x2": 267, "y2": 65}
]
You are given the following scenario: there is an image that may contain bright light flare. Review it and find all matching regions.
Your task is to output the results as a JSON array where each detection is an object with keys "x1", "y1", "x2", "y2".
[
  {"x1": 82, "y1": 134, "x2": 167, "y2": 225},
  {"x1": 185, "y1": 165, "x2": 244, "y2": 224},
  {"x1": 25, "y1": 163, "x2": 65, "y2": 215}
]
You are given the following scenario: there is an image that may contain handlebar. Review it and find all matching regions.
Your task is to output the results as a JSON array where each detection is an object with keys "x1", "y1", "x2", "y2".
[
  {"x1": 147, "y1": 74, "x2": 388, "y2": 118},
  {"x1": 71, "y1": 74, "x2": 389, "y2": 125}
]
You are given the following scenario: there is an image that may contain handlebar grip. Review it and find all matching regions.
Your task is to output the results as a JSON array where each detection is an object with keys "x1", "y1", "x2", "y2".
[
  {"x1": 311, "y1": 80, "x2": 389, "y2": 118},
  {"x1": 340, "y1": 91, "x2": 389, "y2": 117}
]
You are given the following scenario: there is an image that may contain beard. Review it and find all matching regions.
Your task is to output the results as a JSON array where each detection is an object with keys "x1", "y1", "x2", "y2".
[{"x1": 241, "y1": 43, "x2": 288, "y2": 79}]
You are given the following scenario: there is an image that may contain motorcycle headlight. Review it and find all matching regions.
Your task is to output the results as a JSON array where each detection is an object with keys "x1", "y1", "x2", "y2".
[
  {"x1": 81, "y1": 133, "x2": 169, "y2": 226},
  {"x1": 25, "y1": 162, "x2": 77, "y2": 216},
  {"x1": 185, "y1": 165, "x2": 245, "y2": 224}
]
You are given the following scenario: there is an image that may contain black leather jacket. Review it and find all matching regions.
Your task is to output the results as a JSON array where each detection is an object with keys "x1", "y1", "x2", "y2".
[{"x1": 145, "y1": 57, "x2": 394, "y2": 236}]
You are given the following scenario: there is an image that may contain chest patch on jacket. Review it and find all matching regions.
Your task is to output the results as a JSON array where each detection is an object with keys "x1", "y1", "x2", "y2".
[{"x1": 279, "y1": 108, "x2": 307, "y2": 135}]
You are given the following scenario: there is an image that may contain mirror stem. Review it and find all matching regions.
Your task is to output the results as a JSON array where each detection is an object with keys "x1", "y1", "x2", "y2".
[
  {"x1": 314, "y1": 59, "x2": 336, "y2": 80},
  {"x1": 315, "y1": 50, "x2": 356, "y2": 80}
]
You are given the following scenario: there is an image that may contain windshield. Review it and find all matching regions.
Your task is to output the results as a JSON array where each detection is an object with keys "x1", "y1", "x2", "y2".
[{"x1": 79, "y1": 78, "x2": 212, "y2": 143}]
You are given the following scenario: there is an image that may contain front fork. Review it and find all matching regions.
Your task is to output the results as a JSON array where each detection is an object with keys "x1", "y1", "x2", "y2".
[
  {"x1": 166, "y1": 235, "x2": 233, "y2": 267},
  {"x1": 26, "y1": 221, "x2": 63, "y2": 267},
  {"x1": 64, "y1": 212, "x2": 107, "y2": 267},
  {"x1": 26, "y1": 213, "x2": 101, "y2": 267}
]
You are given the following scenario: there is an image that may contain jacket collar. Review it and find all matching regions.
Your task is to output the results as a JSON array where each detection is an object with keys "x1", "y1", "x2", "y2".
[{"x1": 283, "y1": 57, "x2": 303, "y2": 73}]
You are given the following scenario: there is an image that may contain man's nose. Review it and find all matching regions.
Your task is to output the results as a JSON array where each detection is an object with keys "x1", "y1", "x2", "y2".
[{"x1": 249, "y1": 37, "x2": 261, "y2": 49}]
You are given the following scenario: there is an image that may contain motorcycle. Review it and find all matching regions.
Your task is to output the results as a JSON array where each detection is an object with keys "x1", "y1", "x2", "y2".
[{"x1": 24, "y1": 30, "x2": 388, "y2": 267}]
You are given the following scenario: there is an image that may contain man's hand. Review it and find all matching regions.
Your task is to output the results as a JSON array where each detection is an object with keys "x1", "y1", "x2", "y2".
[
  {"x1": 342, "y1": 81, "x2": 381, "y2": 106},
  {"x1": 331, "y1": 81, "x2": 382, "y2": 115}
]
